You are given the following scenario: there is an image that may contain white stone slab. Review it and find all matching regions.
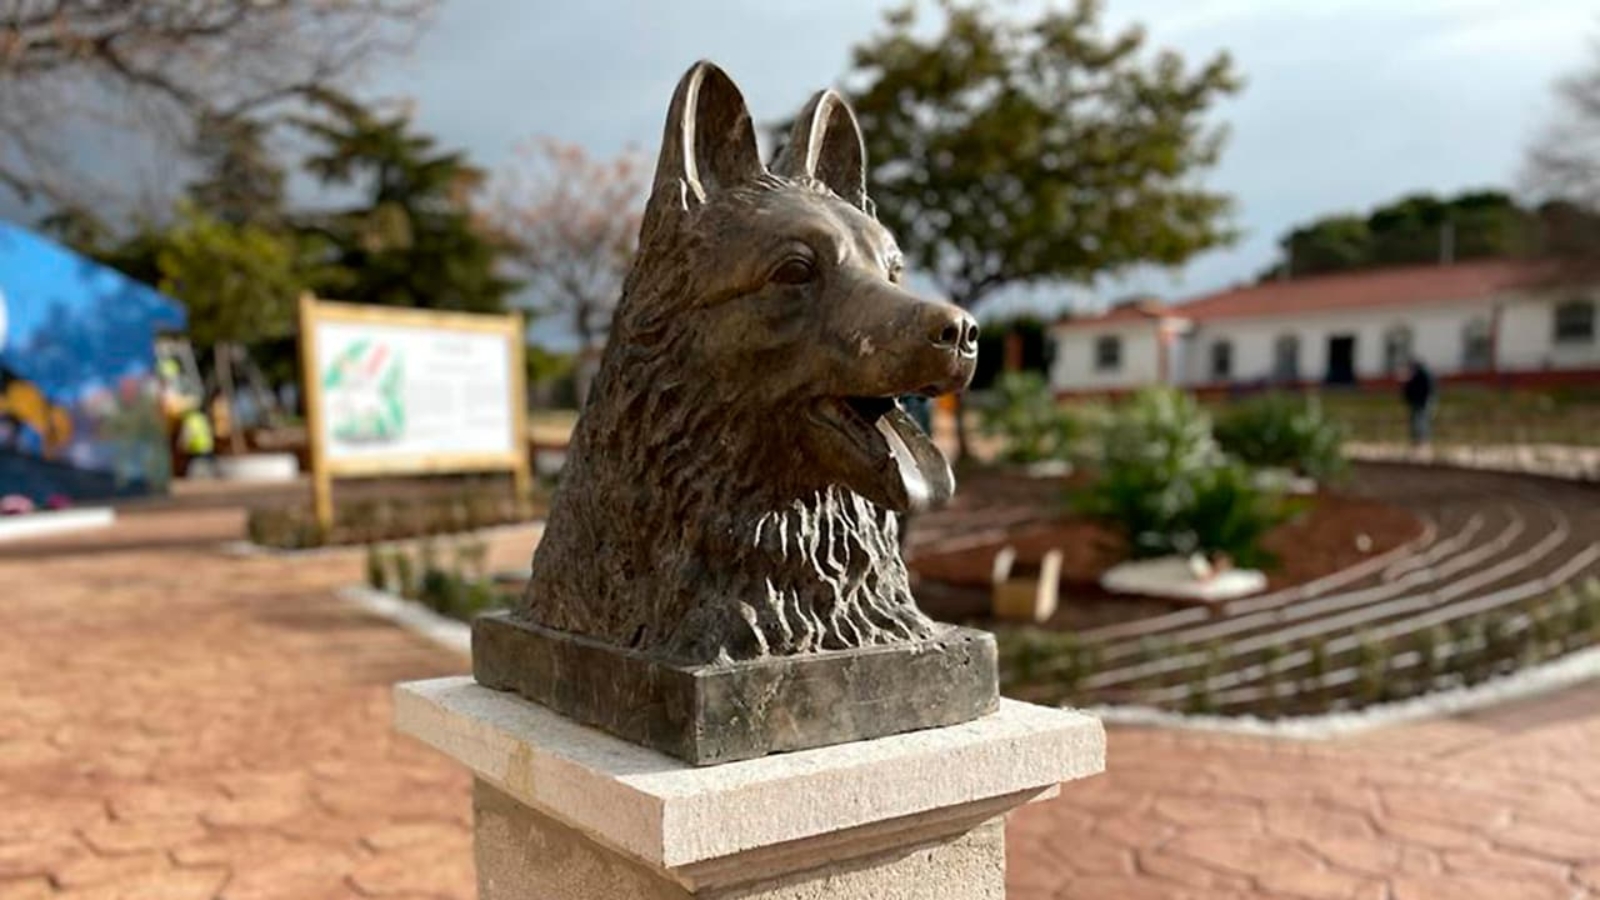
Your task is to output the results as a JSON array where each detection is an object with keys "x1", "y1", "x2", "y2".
[
  {"x1": 215, "y1": 452, "x2": 300, "y2": 482},
  {"x1": 393, "y1": 676, "x2": 1103, "y2": 869},
  {"x1": 0, "y1": 506, "x2": 114, "y2": 543},
  {"x1": 1101, "y1": 555, "x2": 1267, "y2": 600}
]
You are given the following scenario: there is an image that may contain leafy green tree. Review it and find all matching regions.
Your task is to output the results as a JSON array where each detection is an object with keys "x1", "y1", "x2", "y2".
[
  {"x1": 1274, "y1": 215, "x2": 1371, "y2": 278},
  {"x1": 151, "y1": 203, "x2": 304, "y2": 350},
  {"x1": 188, "y1": 114, "x2": 289, "y2": 229},
  {"x1": 818, "y1": 0, "x2": 1240, "y2": 455},
  {"x1": 1446, "y1": 191, "x2": 1534, "y2": 260},
  {"x1": 292, "y1": 89, "x2": 518, "y2": 313},
  {"x1": 1263, "y1": 191, "x2": 1536, "y2": 280}
]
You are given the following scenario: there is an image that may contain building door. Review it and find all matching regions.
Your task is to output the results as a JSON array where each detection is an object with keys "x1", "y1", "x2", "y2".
[{"x1": 1325, "y1": 335, "x2": 1357, "y2": 385}]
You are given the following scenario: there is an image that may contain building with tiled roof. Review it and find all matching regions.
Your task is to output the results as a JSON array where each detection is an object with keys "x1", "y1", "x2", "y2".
[{"x1": 1049, "y1": 260, "x2": 1598, "y2": 393}]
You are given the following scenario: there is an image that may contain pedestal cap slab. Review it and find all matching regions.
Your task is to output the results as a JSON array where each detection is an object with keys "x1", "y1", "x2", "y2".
[{"x1": 393, "y1": 676, "x2": 1104, "y2": 870}]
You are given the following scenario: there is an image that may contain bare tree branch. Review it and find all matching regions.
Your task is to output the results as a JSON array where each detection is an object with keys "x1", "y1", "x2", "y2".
[
  {"x1": 1524, "y1": 33, "x2": 1600, "y2": 283},
  {"x1": 0, "y1": 0, "x2": 435, "y2": 217},
  {"x1": 484, "y1": 138, "x2": 648, "y2": 388}
]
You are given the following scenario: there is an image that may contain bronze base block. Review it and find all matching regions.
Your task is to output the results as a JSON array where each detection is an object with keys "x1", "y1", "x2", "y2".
[{"x1": 471, "y1": 611, "x2": 999, "y2": 766}]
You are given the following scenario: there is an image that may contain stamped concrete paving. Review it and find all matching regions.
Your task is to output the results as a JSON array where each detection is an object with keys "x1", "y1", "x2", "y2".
[
  {"x1": 2, "y1": 507, "x2": 1597, "y2": 899},
  {"x1": 1008, "y1": 685, "x2": 1600, "y2": 899}
]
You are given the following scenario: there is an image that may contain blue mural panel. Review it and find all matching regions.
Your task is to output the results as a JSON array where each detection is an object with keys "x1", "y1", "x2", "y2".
[{"x1": 0, "y1": 221, "x2": 187, "y2": 502}]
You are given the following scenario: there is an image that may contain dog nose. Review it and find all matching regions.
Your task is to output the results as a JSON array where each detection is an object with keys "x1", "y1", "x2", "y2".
[{"x1": 929, "y1": 309, "x2": 979, "y2": 358}]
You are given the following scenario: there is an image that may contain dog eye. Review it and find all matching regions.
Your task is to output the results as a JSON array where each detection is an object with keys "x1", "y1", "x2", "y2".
[{"x1": 770, "y1": 257, "x2": 816, "y2": 285}]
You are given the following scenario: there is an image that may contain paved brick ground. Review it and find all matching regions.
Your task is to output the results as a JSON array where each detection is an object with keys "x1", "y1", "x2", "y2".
[
  {"x1": 0, "y1": 508, "x2": 517, "y2": 900},
  {"x1": 2, "y1": 507, "x2": 1597, "y2": 899},
  {"x1": 1008, "y1": 685, "x2": 1600, "y2": 899}
]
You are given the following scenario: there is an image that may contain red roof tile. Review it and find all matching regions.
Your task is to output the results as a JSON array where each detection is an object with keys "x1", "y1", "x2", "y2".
[
  {"x1": 1172, "y1": 260, "x2": 1546, "y2": 322},
  {"x1": 1055, "y1": 299, "x2": 1169, "y2": 330},
  {"x1": 1053, "y1": 261, "x2": 1554, "y2": 331}
]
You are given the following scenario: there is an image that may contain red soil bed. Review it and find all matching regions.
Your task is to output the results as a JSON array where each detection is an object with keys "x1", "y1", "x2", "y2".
[{"x1": 910, "y1": 481, "x2": 1424, "y2": 632}]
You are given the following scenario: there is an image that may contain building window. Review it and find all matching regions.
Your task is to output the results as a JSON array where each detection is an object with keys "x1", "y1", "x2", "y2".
[
  {"x1": 1554, "y1": 299, "x2": 1596, "y2": 344},
  {"x1": 1462, "y1": 318, "x2": 1492, "y2": 372},
  {"x1": 1273, "y1": 334, "x2": 1300, "y2": 382},
  {"x1": 1383, "y1": 325, "x2": 1413, "y2": 376},
  {"x1": 1210, "y1": 340, "x2": 1233, "y2": 380},
  {"x1": 1094, "y1": 335, "x2": 1121, "y2": 372}
]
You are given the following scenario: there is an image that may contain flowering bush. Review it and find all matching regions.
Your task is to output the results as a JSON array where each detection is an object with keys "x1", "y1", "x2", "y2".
[
  {"x1": 977, "y1": 372, "x2": 1079, "y2": 464},
  {"x1": 1076, "y1": 388, "x2": 1287, "y2": 567},
  {"x1": 1213, "y1": 393, "x2": 1346, "y2": 480}
]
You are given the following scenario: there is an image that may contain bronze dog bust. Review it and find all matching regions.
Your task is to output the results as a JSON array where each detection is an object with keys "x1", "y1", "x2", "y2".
[
  {"x1": 519, "y1": 62, "x2": 977, "y2": 666},
  {"x1": 477, "y1": 62, "x2": 991, "y2": 763}
]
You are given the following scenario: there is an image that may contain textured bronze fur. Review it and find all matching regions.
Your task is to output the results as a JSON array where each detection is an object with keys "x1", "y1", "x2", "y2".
[{"x1": 518, "y1": 62, "x2": 978, "y2": 665}]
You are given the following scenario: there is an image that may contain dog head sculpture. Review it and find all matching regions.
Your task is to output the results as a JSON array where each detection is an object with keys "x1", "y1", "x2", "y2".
[{"x1": 520, "y1": 62, "x2": 978, "y2": 665}]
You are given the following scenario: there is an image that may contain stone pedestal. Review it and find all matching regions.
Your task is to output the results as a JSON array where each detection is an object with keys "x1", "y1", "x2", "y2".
[{"x1": 394, "y1": 677, "x2": 1104, "y2": 899}]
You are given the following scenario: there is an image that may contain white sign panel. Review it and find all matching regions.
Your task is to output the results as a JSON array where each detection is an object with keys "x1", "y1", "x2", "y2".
[{"x1": 313, "y1": 318, "x2": 515, "y2": 463}]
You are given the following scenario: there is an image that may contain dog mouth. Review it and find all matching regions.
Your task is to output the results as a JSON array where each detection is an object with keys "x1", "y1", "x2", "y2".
[{"x1": 813, "y1": 395, "x2": 955, "y2": 514}]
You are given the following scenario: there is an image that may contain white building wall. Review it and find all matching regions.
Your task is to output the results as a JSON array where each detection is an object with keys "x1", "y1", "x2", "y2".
[
  {"x1": 1498, "y1": 291, "x2": 1600, "y2": 371},
  {"x1": 1052, "y1": 288, "x2": 1599, "y2": 394},
  {"x1": 1177, "y1": 300, "x2": 1497, "y2": 386},
  {"x1": 1050, "y1": 323, "x2": 1161, "y2": 391}
]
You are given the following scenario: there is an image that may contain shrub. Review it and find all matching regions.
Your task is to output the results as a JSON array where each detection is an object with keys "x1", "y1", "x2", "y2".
[
  {"x1": 365, "y1": 544, "x2": 386, "y2": 590},
  {"x1": 246, "y1": 507, "x2": 326, "y2": 549},
  {"x1": 1078, "y1": 389, "x2": 1287, "y2": 567},
  {"x1": 1213, "y1": 393, "x2": 1347, "y2": 481},
  {"x1": 977, "y1": 372, "x2": 1078, "y2": 464},
  {"x1": 1355, "y1": 634, "x2": 1390, "y2": 703},
  {"x1": 1302, "y1": 637, "x2": 1328, "y2": 694},
  {"x1": 455, "y1": 538, "x2": 490, "y2": 581},
  {"x1": 418, "y1": 567, "x2": 460, "y2": 614},
  {"x1": 391, "y1": 550, "x2": 415, "y2": 599},
  {"x1": 245, "y1": 485, "x2": 539, "y2": 549},
  {"x1": 1259, "y1": 644, "x2": 1285, "y2": 710},
  {"x1": 996, "y1": 627, "x2": 1093, "y2": 700}
]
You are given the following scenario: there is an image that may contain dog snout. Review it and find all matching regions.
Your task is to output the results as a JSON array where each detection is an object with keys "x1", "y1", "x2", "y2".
[{"x1": 926, "y1": 307, "x2": 979, "y2": 359}]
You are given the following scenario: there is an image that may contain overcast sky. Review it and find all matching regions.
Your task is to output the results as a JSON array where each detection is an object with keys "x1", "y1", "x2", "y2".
[{"x1": 369, "y1": 0, "x2": 1593, "y2": 338}]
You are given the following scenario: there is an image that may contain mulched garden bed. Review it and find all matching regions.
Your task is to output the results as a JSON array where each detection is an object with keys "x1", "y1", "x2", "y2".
[{"x1": 909, "y1": 471, "x2": 1424, "y2": 633}]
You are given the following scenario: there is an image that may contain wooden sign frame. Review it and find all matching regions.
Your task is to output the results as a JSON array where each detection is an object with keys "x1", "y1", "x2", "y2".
[{"x1": 298, "y1": 294, "x2": 531, "y2": 529}]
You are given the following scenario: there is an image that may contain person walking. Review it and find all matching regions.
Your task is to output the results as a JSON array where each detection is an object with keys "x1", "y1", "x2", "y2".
[{"x1": 1401, "y1": 359, "x2": 1436, "y2": 446}]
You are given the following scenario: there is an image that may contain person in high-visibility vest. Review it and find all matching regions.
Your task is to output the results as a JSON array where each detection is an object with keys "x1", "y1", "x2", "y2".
[{"x1": 178, "y1": 406, "x2": 215, "y2": 477}]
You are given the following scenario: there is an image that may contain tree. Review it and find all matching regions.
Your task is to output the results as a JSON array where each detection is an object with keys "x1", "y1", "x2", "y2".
[
  {"x1": 1260, "y1": 191, "x2": 1536, "y2": 281},
  {"x1": 74, "y1": 202, "x2": 318, "y2": 390},
  {"x1": 1525, "y1": 33, "x2": 1600, "y2": 283},
  {"x1": 817, "y1": 0, "x2": 1240, "y2": 455},
  {"x1": 0, "y1": 0, "x2": 433, "y2": 214},
  {"x1": 486, "y1": 138, "x2": 648, "y2": 402},
  {"x1": 292, "y1": 89, "x2": 518, "y2": 314},
  {"x1": 1274, "y1": 215, "x2": 1371, "y2": 279},
  {"x1": 151, "y1": 203, "x2": 304, "y2": 350},
  {"x1": 188, "y1": 114, "x2": 289, "y2": 229}
]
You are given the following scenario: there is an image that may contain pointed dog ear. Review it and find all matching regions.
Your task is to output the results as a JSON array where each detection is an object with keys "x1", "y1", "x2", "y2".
[
  {"x1": 645, "y1": 61, "x2": 764, "y2": 221},
  {"x1": 772, "y1": 89, "x2": 868, "y2": 211}
]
